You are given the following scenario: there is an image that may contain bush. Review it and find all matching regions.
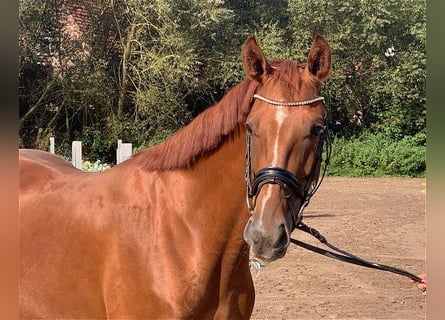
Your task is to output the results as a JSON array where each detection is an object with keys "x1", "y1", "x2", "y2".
[
  {"x1": 328, "y1": 132, "x2": 425, "y2": 177},
  {"x1": 82, "y1": 160, "x2": 112, "y2": 172},
  {"x1": 76, "y1": 127, "x2": 111, "y2": 163}
]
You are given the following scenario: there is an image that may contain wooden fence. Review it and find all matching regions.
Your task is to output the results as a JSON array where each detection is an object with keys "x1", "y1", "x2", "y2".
[{"x1": 49, "y1": 137, "x2": 132, "y2": 169}]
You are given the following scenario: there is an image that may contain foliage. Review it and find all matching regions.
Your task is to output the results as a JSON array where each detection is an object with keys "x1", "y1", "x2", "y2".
[
  {"x1": 19, "y1": 0, "x2": 118, "y2": 161},
  {"x1": 287, "y1": 0, "x2": 426, "y2": 138},
  {"x1": 19, "y1": 0, "x2": 425, "y2": 175},
  {"x1": 82, "y1": 159, "x2": 112, "y2": 172},
  {"x1": 328, "y1": 131, "x2": 426, "y2": 177}
]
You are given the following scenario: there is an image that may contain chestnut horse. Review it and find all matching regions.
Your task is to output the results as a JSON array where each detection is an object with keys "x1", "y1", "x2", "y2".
[{"x1": 20, "y1": 35, "x2": 331, "y2": 319}]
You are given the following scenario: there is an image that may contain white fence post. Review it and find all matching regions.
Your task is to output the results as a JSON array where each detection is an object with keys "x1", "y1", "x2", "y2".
[
  {"x1": 49, "y1": 137, "x2": 55, "y2": 154},
  {"x1": 50, "y1": 138, "x2": 132, "y2": 168},
  {"x1": 72, "y1": 141, "x2": 82, "y2": 169},
  {"x1": 120, "y1": 143, "x2": 132, "y2": 163},
  {"x1": 116, "y1": 139, "x2": 132, "y2": 164},
  {"x1": 116, "y1": 139, "x2": 122, "y2": 164}
]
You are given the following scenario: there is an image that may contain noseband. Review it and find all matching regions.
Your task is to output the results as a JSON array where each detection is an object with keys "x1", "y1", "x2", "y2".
[{"x1": 245, "y1": 93, "x2": 332, "y2": 228}]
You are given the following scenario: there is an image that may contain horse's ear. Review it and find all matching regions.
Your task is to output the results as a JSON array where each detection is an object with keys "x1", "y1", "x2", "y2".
[
  {"x1": 242, "y1": 35, "x2": 270, "y2": 82},
  {"x1": 306, "y1": 35, "x2": 331, "y2": 82}
]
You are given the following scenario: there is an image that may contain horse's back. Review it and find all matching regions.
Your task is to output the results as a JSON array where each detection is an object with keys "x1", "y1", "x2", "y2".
[
  {"x1": 19, "y1": 149, "x2": 179, "y2": 318},
  {"x1": 19, "y1": 149, "x2": 109, "y2": 318},
  {"x1": 19, "y1": 149, "x2": 82, "y2": 194}
]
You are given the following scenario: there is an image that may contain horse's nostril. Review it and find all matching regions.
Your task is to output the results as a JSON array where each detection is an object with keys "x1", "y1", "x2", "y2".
[
  {"x1": 273, "y1": 224, "x2": 289, "y2": 248},
  {"x1": 243, "y1": 219, "x2": 257, "y2": 243}
]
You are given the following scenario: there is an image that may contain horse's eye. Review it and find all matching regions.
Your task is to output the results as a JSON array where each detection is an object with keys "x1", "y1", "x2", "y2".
[{"x1": 311, "y1": 124, "x2": 325, "y2": 137}]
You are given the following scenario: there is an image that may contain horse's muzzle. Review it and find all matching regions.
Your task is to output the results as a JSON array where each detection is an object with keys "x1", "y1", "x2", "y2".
[{"x1": 243, "y1": 219, "x2": 290, "y2": 264}]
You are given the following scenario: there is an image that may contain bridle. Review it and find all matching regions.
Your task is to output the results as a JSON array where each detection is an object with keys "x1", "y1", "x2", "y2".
[
  {"x1": 244, "y1": 93, "x2": 332, "y2": 229},
  {"x1": 245, "y1": 94, "x2": 423, "y2": 284}
]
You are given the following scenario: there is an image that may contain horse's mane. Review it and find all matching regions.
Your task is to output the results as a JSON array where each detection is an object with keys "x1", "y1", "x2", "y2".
[{"x1": 134, "y1": 77, "x2": 259, "y2": 171}]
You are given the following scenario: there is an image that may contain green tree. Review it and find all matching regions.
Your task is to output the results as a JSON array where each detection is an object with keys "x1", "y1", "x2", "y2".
[
  {"x1": 287, "y1": 0, "x2": 425, "y2": 138},
  {"x1": 110, "y1": 0, "x2": 237, "y2": 147},
  {"x1": 20, "y1": 0, "x2": 118, "y2": 159},
  {"x1": 19, "y1": 0, "x2": 425, "y2": 169}
]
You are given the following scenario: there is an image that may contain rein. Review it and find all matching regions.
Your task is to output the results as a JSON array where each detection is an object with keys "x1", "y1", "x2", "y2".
[
  {"x1": 292, "y1": 222, "x2": 423, "y2": 283},
  {"x1": 245, "y1": 93, "x2": 423, "y2": 284}
]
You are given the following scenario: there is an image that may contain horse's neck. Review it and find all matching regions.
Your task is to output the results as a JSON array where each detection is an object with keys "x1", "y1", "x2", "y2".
[
  {"x1": 164, "y1": 125, "x2": 250, "y2": 255},
  {"x1": 190, "y1": 126, "x2": 248, "y2": 211},
  {"x1": 183, "y1": 127, "x2": 253, "y2": 313}
]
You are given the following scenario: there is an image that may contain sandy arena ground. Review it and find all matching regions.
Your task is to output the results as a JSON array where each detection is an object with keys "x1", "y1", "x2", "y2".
[{"x1": 250, "y1": 177, "x2": 426, "y2": 320}]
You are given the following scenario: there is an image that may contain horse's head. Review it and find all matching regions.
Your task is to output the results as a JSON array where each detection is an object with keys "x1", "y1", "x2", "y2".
[{"x1": 242, "y1": 35, "x2": 331, "y2": 265}]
